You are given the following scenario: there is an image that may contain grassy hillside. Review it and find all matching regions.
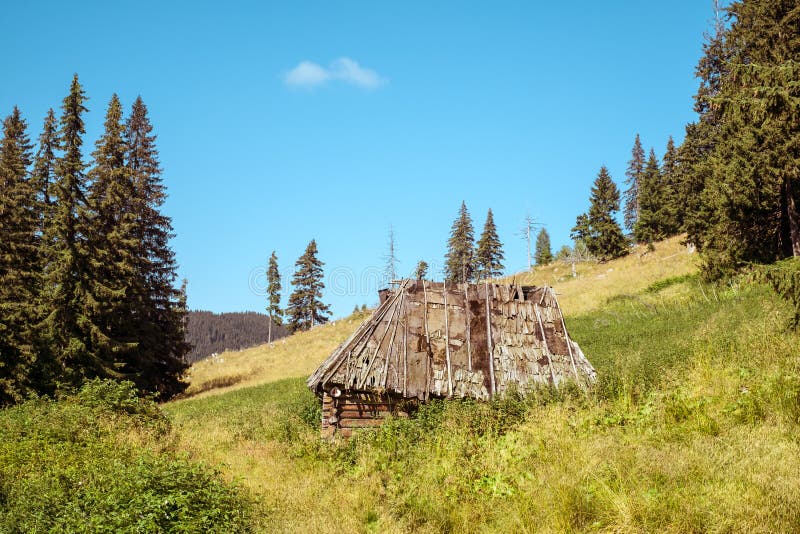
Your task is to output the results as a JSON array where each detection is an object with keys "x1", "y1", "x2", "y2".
[
  {"x1": 184, "y1": 235, "x2": 696, "y2": 399},
  {"x1": 506, "y1": 234, "x2": 697, "y2": 315},
  {"x1": 167, "y1": 237, "x2": 800, "y2": 532},
  {"x1": 182, "y1": 309, "x2": 371, "y2": 398}
]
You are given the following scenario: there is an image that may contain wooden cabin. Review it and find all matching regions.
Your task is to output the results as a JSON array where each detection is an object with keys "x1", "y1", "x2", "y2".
[{"x1": 307, "y1": 280, "x2": 595, "y2": 438}]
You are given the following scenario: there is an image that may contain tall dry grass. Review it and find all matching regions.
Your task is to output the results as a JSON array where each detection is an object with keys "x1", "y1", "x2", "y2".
[{"x1": 167, "y1": 236, "x2": 800, "y2": 532}]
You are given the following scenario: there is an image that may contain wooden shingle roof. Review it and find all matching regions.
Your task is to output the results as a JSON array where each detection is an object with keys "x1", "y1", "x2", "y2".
[{"x1": 308, "y1": 280, "x2": 595, "y2": 400}]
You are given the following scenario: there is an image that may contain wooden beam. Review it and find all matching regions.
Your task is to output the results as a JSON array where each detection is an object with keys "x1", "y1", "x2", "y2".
[
  {"x1": 422, "y1": 280, "x2": 432, "y2": 401},
  {"x1": 444, "y1": 280, "x2": 453, "y2": 397},
  {"x1": 485, "y1": 281, "x2": 496, "y2": 397},
  {"x1": 551, "y1": 287, "x2": 580, "y2": 383},
  {"x1": 464, "y1": 282, "x2": 472, "y2": 371}
]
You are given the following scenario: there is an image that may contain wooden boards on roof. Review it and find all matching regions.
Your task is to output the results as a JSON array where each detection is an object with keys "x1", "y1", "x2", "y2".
[{"x1": 307, "y1": 280, "x2": 596, "y2": 401}]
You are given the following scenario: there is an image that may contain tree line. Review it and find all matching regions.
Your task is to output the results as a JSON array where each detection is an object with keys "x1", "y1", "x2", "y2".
[
  {"x1": 569, "y1": 0, "x2": 800, "y2": 278},
  {"x1": 0, "y1": 75, "x2": 188, "y2": 404},
  {"x1": 184, "y1": 310, "x2": 288, "y2": 363}
]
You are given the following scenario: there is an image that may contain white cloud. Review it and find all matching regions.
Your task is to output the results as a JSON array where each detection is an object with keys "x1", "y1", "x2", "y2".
[
  {"x1": 329, "y1": 58, "x2": 386, "y2": 89},
  {"x1": 283, "y1": 57, "x2": 387, "y2": 89},
  {"x1": 284, "y1": 61, "x2": 331, "y2": 87}
]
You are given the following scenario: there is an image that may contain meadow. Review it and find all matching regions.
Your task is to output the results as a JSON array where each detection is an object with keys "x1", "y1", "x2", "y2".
[
  {"x1": 162, "y1": 235, "x2": 800, "y2": 532},
  {"x1": 4, "y1": 236, "x2": 799, "y2": 532}
]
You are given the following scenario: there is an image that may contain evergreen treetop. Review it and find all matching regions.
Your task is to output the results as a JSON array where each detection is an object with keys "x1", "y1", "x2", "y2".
[
  {"x1": 84, "y1": 94, "x2": 140, "y2": 378},
  {"x1": 123, "y1": 95, "x2": 188, "y2": 397},
  {"x1": 0, "y1": 106, "x2": 38, "y2": 404},
  {"x1": 40, "y1": 74, "x2": 93, "y2": 387},
  {"x1": 572, "y1": 166, "x2": 628, "y2": 261},
  {"x1": 623, "y1": 134, "x2": 645, "y2": 234},
  {"x1": 287, "y1": 240, "x2": 330, "y2": 332},
  {"x1": 445, "y1": 201, "x2": 476, "y2": 283},
  {"x1": 31, "y1": 108, "x2": 58, "y2": 222},
  {"x1": 633, "y1": 149, "x2": 663, "y2": 245},
  {"x1": 475, "y1": 208, "x2": 504, "y2": 279},
  {"x1": 267, "y1": 251, "x2": 282, "y2": 336},
  {"x1": 534, "y1": 228, "x2": 553, "y2": 265}
]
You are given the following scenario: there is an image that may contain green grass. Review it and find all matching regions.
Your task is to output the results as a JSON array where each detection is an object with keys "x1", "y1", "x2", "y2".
[
  {"x1": 7, "y1": 236, "x2": 800, "y2": 532},
  {"x1": 0, "y1": 380, "x2": 250, "y2": 533},
  {"x1": 166, "y1": 273, "x2": 800, "y2": 532}
]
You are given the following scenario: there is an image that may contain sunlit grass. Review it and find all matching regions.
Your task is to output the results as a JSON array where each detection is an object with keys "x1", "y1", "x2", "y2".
[
  {"x1": 167, "y1": 235, "x2": 800, "y2": 532},
  {"x1": 506, "y1": 234, "x2": 698, "y2": 316},
  {"x1": 181, "y1": 310, "x2": 371, "y2": 399}
]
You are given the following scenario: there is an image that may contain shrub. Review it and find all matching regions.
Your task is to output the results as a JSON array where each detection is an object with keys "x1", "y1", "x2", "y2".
[{"x1": 0, "y1": 380, "x2": 250, "y2": 532}]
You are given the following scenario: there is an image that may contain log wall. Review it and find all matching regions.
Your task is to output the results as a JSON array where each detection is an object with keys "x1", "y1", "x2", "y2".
[{"x1": 321, "y1": 391, "x2": 403, "y2": 438}]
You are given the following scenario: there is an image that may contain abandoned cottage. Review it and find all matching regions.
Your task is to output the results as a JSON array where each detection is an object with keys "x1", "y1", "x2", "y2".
[{"x1": 307, "y1": 280, "x2": 596, "y2": 437}]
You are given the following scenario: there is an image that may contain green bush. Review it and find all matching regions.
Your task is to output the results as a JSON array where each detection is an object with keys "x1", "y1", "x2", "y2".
[{"x1": 0, "y1": 379, "x2": 250, "y2": 532}]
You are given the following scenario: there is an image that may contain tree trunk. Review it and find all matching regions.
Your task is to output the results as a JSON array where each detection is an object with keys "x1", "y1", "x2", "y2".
[{"x1": 268, "y1": 316, "x2": 272, "y2": 343}]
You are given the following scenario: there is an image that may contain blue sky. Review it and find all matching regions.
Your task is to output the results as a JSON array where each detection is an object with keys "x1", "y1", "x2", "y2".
[{"x1": 2, "y1": 1, "x2": 716, "y2": 318}]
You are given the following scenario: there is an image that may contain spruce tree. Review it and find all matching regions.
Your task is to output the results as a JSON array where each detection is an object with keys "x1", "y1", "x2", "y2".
[
  {"x1": 572, "y1": 166, "x2": 628, "y2": 260},
  {"x1": 124, "y1": 96, "x2": 188, "y2": 397},
  {"x1": 444, "y1": 201, "x2": 475, "y2": 283},
  {"x1": 414, "y1": 260, "x2": 429, "y2": 280},
  {"x1": 31, "y1": 108, "x2": 58, "y2": 231},
  {"x1": 659, "y1": 136, "x2": 681, "y2": 235},
  {"x1": 534, "y1": 228, "x2": 553, "y2": 265},
  {"x1": 634, "y1": 149, "x2": 663, "y2": 245},
  {"x1": 84, "y1": 94, "x2": 140, "y2": 378},
  {"x1": 475, "y1": 208, "x2": 504, "y2": 279},
  {"x1": 623, "y1": 134, "x2": 645, "y2": 234},
  {"x1": 266, "y1": 251, "x2": 282, "y2": 342},
  {"x1": 690, "y1": 0, "x2": 800, "y2": 278},
  {"x1": 39, "y1": 75, "x2": 95, "y2": 388},
  {"x1": 287, "y1": 240, "x2": 330, "y2": 332},
  {"x1": 0, "y1": 107, "x2": 38, "y2": 403},
  {"x1": 678, "y1": 5, "x2": 729, "y2": 248}
]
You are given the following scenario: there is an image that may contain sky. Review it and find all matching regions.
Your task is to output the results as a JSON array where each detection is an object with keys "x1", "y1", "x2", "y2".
[{"x1": 1, "y1": 0, "x2": 718, "y2": 318}]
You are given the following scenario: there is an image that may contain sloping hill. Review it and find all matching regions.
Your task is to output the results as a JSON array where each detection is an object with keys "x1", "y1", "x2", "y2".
[
  {"x1": 505, "y1": 234, "x2": 697, "y2": 315},
  {"x1": 167, "y1": 236, "x2": 800, "y2": 532},
  {"x1": 182, "y1": 235, "x2": 696, "y2": 399},
  {"x1": 181, "y1": 310, "x2": 372, "y2": 398}
]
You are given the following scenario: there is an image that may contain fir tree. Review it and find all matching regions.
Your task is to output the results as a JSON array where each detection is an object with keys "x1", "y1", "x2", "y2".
[
  {"x1": 475, "y1": 208, "x2": 504, "y2": 279},
  {"x1": 623, "y1": 134, "x2": 645, "y2": 234},
  {"x1": 287, "y1": 240, "x2": 330, "y2": 332},
  {"x1": 690, "y1": 0, "x2": 800, "y2": 278},
  {"x1": 534, "y1": 228, "x2": 553, "y2": 265},
  {"x1": 572, "y1": 166, "x2": 628, "y2": 260},
  {"x1": 84, "y1": 94, "x2": 140, "y2": 378},
  {"x1": 124, "y1": 96, "x2": 188, "y2": 397},
  {"x1": 414, "y1": 260, "x2": 429, "y2": 280},
  {"x1": 31, "y1": 108, "x2": 58, "y2": 232},
  {"x1": 678, "y1": 3, "x2": 730, "y2": 248},
  {"x1": 659, "y1": 136, "x2": 681, "y2": 234},
  {"x1": 0, "y1": 107, "x2": 38, "y2": 403},
  {"x1": 266, "y1": 251, "x2": 282, "y2": 342},
  {"x1": 445, "y1": 201, "x2": 475, "y2": 283},
  {"x1": 634, "y1": 149, "x2": 663, "y2": 245},
  {"x1": 39, "y1": 75, "x2": 95, "y2": 388}
]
